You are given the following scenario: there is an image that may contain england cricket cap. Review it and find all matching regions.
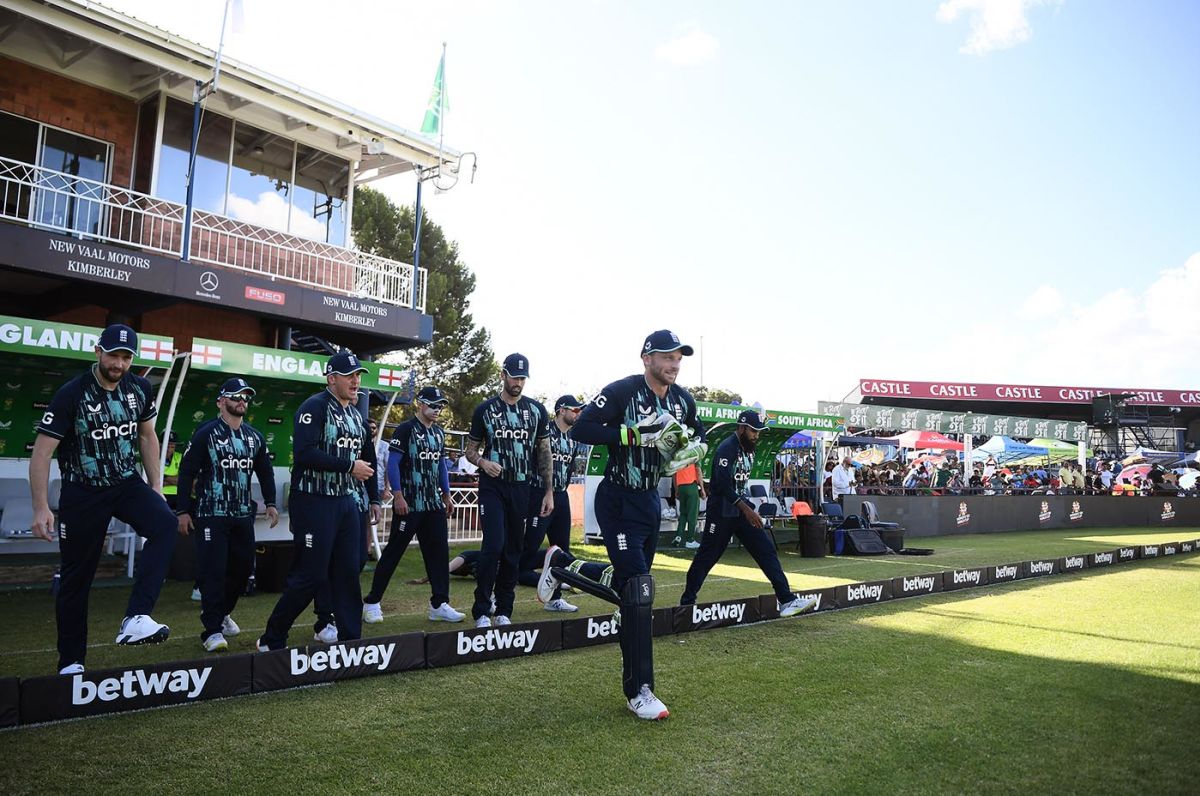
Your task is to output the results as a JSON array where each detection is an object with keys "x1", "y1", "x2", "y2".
[
  {"x1": 219, "y1": 377, "x2": 256, "y2": 398},
  {"x1": 737, "y1": 409, "x2": 767, "y2": 431},
  {"x1": 416, "y1": 386, "x2": 449, "y2": 406},
  {"x1": 502, "y1": 353, "x2": 529, "y2": 378},
  {"x1": 642, "y1": 330, "x2": 694, "y2": 356},
  {"x1": 97, "y1": 323, "x2": 137, "y2": 353},
  {"x1": 555, "y1": 394, "x2": 585, "y2": 411},
  {"x1": 325, "y1": 350, "x2": 367, "y2": 376}
]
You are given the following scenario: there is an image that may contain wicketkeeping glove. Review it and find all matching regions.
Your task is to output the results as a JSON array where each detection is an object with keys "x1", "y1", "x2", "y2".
[
  {"x1": 619, "y1": 412, "x2": 685, "y2": 448},
  {"x1": 662, "y1": 438, "x2": 708, "y2": 476}
]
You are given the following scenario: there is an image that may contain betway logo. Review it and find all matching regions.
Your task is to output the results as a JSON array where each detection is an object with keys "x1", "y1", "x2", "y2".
[
  {"x1": 89, "y1": 420, "x2": 136, "y2": 441},
  {"x1": 456, "y1": 627, "x2": 540, "y2": 655},
  {"x1": 993, "y1": 565, "x2": 1018, "y2": 579},
  {"x1": 953, "y1": 570, "x2": 981, "y2": 585},
  {"x1": 72, "y1": 667, "x2": 211, "y2": 705},
  {"x1": 1183, "y1": 542, "x2": 1195, "y2": 552},
  {"x1": 291, "y1": 642, "x2": 394, "y2": 674},
  {"x1": 1029, "y1": 560, "x2": 1055, "y2": 575},
  {"x1": 846, "y1": 583, "x2": 883, "y2": 602},
  {"x1": 1118, "y1": 547, "x2": 1136, "y2": 560},
  {"x1": 587, "y1": 616, "x2": 618, "y2": 639},
  {"x1": 1093, "y1": 552, "x2": 1113, "y2": 565},
  {"x1": 692, "y1": 602, "x2": 746, "y2": 624},
  {"x1": 901, "y1": 576, "x2": 935, "y2": 593},
  {"x1": 1142, "y1": 546, "x2": 1158, "y2": 557},
  {"x1": 1163, "y1": 545, "x2": 1177, "y2": 555},
  {"x1": 1064, "y1": 556, "x2": 1084, "y2": 569}
]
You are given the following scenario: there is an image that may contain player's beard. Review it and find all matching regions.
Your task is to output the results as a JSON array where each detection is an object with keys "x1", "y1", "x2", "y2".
[
  {"x1": 737, "y1": 430, "x2": 757, "y2": 453},
  {"x1": 561, "y1": 411, "x2": 577, "y2": 427},
  {"x1": 647, "y1": 360, "x2": 678, "y2": 387},
  {"x1": 100, "y1": 363, "x2": 126, "y2": 384},
  {"x1": 228, "y1": 402, "x2": 247, "y2": 417},
  {"x1": 504, "y1": 382, "x2": 523, "y2": 399}
]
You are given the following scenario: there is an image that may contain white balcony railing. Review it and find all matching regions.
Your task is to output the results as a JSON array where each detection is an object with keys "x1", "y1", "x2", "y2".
[{"x1": 0, "y1": 155, "x2": 426, "y2": 312}]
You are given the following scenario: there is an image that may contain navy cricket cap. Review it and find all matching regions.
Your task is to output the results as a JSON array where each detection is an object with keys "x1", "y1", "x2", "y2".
[
  {"x1": 502, "y1": 353, "x2": 529, "y2": 378},
  {"x1": 555, "y1": 394, "x2": 585, "y2": 411},
  {"x1": 219, "y1": 377, "x2": 256, "y2": 397},
  {"x1": 325, "y1": 350, "x2": 367, "y2": 376},
  {"x1": 737, "y1": 410, "x2": 767, "y2": 431},
  {"x1": 416, "y1": 386, "x2": 449, "y2": 406},
  {"x1": 97, "y1": 323, "x2": 137, "y2": 353},
  {"x1": 642, "y1": 330, "x2": 693, "y2": 356}
]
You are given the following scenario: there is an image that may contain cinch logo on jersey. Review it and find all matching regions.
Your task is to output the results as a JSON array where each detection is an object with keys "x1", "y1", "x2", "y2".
[
  {"x1": 456, "y1": 628, "x2": 540, "y2": 655},
  {"x1": 900, "y1": 575, "x2": 937, "y2": 593},
  {"x1": 89, "y1": 420, "x2": 137, "y2": 441},
  {"x1": 1063, "y1": 556, "x2": 1085, "y2": 570},
  {"x1": 692, "y1": 602, "x2": 746, "y2": 625},
  {"x1": 587, "y1": 616, "x2": 618, "y2": 639},
  {"x1": 336, "y1": 435, "x2": 363, "y2": 451},
  {"x1": 290, "y1": 642, "x2": 394, "y2": 674},
  {"x1": 952, "y1": 569, "x2": 982, "y2": 586},
  {"x1": 846, "y1": 583, "x2": 883, "y2": 601},
  {"x1": 219, "y1": 456, "x2": 254, "y2": 470},
  {"x1": 72, "y1": 667, "x2": 211, "y2": 705},
  {"x1": 417, "y1": 450, "x2": 440, "y2": 461},
  {"x1": 1029, "y1": 560, "x2": 1055, "y2": 575},
  {"x1": 494, "y1": 427, "x2": 530, "y2": 441}
]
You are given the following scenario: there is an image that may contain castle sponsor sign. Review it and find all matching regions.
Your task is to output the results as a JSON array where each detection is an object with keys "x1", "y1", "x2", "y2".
[{"x1": 856, "y1": 378, "x2": 1200, "y2": 407}]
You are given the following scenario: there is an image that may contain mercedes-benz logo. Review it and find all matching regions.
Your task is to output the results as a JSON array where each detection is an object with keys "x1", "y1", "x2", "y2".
[{"x1": 199, "y1": 271, "x2": 220, "y2": 291}]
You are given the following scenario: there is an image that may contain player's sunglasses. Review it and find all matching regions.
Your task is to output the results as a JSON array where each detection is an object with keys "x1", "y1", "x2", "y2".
[{"x1": 223, "y1": 394, "x2": 251, "y2": 403}]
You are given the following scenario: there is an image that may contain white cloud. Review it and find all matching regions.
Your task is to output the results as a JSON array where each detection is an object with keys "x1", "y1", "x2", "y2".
[
  {"x1": 1020, "y1": 284, "x2": 1064, "y2": 318},
  {"x1": 936, "y1": 0, "x2": 1056, "y2": 56},
  {"x1": 226, "y1": 191, "x2": 328, "y2": 242},
  {"x1": 654, "y1": 23, "x2": 719, "y2": 66}
]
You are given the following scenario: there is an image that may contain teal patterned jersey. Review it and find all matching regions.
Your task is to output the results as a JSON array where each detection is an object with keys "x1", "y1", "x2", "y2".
[
  {"x1": 389, "y1": 417, "x2": 446, "y2": 512},
  {"x1": 291, "y1": 389, "x2": 378, "y2": 501},
  {"x1": 468, "y1": 395, "x2": 550, "y2": 483},
  {"x1": 176, "y1": 417, "x2": 275, "y2": 517},
  {"x1": 37, "y1": 366, "x2": 157, "y2": 486},
  {"x1": 531, "y1": 422, "x2": 584, "y2": 493}
]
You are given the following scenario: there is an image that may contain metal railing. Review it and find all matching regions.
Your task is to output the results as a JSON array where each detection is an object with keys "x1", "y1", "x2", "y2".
[
  {"x1": 376, "y1": 486, "x2": 483, "y2": 548},
  {"x1": 0, "y1": 155, "x2": 426, "y2": 310}
]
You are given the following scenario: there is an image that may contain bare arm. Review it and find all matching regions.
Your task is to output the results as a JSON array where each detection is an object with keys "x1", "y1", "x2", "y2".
[
  {"x1": 138, "y1": 420, "x2": 163, "y2": 494},
  {"x1": 465, "y1": 437, "x2": 501, "y2": 478},
  {"x1": 29, "y1": 434, "x2": 60, "y2": 541},
  {"x1": 536, "y1": 437, "x2": 552, "y2": 493}
]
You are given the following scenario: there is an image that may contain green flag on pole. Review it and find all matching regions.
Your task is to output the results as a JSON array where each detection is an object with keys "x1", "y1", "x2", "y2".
[{"x1": 420, "y1": 52, "x2": 447, "y2": 135}]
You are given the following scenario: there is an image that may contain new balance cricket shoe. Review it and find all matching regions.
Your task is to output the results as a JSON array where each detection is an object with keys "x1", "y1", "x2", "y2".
[
  {"x1": 779, "y1": 595, "x2": 818, "y2": 618},
  {"x1": 363, "y1": 602, "x2": 384, "y2": 623},
  {"x1": 202, "y1": 633, "x2": 228, "y2": 652},
  {"x1": 537, "y1": 545, "x2": 565, "y2": 603},
  {"x1": 58, "y1": 663, "x2": 84, "y2": 675},
  {"x1": 428, "y1": 603, "x2": 465, "y2": 622},
  {"x1": 628, "y1": 685, "x2": 670, "y2": 720},
  {"x1": 115, "y1": 615, "x2": 169, "y2": 645},
  {"x1": 544, "y1": 598, "x2": 578, "y2": 613},
  {"x1": 191, "y1": 587, "x2": 201, "y2": 601},
  {"x1": 221, "y1": 615, "x2": 241, "y2": 636},
  {"x1": 313, "y1": 624, "x2": 338, "y2": 644},
  {"x1": 495, "y1": 615, "x2": 512, "y2": 626},
  {"x1": 475, "y1": 615, "x2": 492, "y2": 628}
]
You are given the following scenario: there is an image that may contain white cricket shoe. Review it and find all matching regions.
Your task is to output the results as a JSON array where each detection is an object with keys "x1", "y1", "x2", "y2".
[
  {"x1": 429, "y1": 603, "x2": 465, "y2": 622},
  {"x1": 255, "y1": 638, "x2": 271, "y2": 652},
  {"x1": 628, "y1": 685, "x2": 670, "y2": 720},
  {"x1": 684, "y1": 541, "x2": 701, "y2": 549},
  {"x1": 202, "y1": 633, "x2": 228, "y2": 652},
  {"x1": 313, "y1": 624, "x2": 338, "y2": 644},
  {"x1": 475, "y1": 615, "x2": 492, "y2": 628},
  {"x1": 115, "y1": 615, "x2": 170, "y2": 645},
  {"x1": 544, "y1": 598, "x2": 578, "y2": 613},
  {"x1": 537, "y1": 545, "x2": 564, "y2": 604},
  {"x1": 495, "y1": 615, "x2": 512, "y2": 626},
  {"x1": 221, "y1": 615, "x2": 241, "y2": 636},
  {"x1": 363, "y1": 602, "x2": 385, "y2": 623},
  {"x1": 779, "y1": 595, "x2": 818, "y2": 618},
  {"x1": 190, "y1": 588, "x2": 201, "y2": 601},
  {"x1": 59, "y1": 663, "x2": 84, "y2": 675}
]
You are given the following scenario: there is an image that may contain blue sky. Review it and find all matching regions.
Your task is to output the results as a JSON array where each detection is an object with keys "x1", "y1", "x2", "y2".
[{"x1": 106, "y1": 0, "x2": 1200, "y2": 410}]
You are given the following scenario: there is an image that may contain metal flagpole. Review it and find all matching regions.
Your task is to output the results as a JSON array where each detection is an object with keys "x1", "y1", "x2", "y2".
[
  {"x1": 413, "y1": 43, "x2": 446, "y2": 310},
  {"x1": 182, "y1": 0, "x2": 234, "y2": 262}
]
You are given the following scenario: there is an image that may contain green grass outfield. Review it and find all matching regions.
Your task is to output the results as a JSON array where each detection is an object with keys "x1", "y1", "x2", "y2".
[{"x1": 4, "y1": 527, "x2": 1200, "y2": 794}]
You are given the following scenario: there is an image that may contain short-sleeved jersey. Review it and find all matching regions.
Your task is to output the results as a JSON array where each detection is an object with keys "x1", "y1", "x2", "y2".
[
  {"x1": 531, "y1": 422, "x2": 584, "y2": 493},
  {"x1": 389, "y1": 417, "x2": 446, "y2": 512},
  {"x1": 573, "y1": 374, "x2": 705, "y2": 491},
  {"x1": 468, "y1": 395, "x2": 550, "y2": 483},
  {"x1": 710, "y1": 434, "x2": 753, "y2": 518},
  {"x1": 36, "y1": 366, "x2": 157, "y2": 487},
  {"x1": 176, "y1": 418, "x2": 275, "y2": 518},
  {"x1": 291, "y1": 389, "x2": 375, "y2": 500}
]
